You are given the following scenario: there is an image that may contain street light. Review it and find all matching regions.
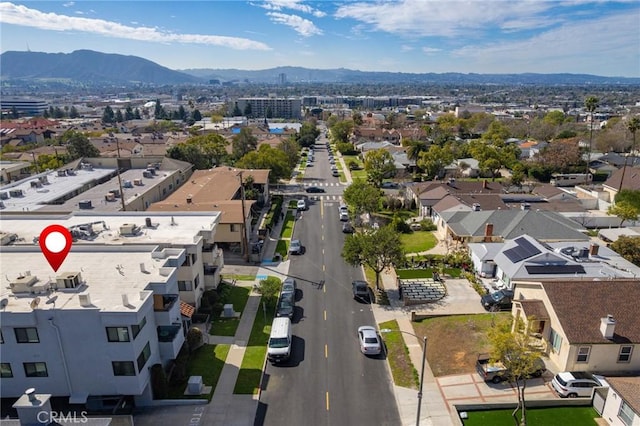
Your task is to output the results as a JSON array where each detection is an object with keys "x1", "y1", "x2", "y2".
[{"x1": 380, "y1": 328, "x2": 427, "y2": 426}]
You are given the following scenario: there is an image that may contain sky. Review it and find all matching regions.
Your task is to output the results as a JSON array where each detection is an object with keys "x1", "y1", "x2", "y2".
[{"x1": 0, "y1": 1, "x2": 639, "y2": 77}]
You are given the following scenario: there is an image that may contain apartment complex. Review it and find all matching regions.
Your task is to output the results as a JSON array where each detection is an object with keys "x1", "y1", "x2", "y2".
[{"x1": 234, "y1": 97, "x2": 302, "y2": 119}]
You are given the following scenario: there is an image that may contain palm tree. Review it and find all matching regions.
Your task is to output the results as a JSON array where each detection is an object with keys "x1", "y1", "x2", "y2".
[
  {"x1": 584, "y1": 96, "x2": 599, "y2": 184},
  {"x1": 618, "y1": 116, "x2": 640, "y2": 193}
]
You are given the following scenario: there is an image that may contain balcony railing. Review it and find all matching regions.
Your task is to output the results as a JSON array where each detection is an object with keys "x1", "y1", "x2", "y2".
[
  {"x1": 153, "y1": 294, "x2": 179, "y2": 312},
  {"x1": 157, "y1": 325, "x2": 182, "y2": 343}
]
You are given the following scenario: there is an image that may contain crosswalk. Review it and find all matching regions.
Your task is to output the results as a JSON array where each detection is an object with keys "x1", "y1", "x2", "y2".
[
  {"x1": 306, "y1": 195, "x2": 343, "y2": 202},
  {"x1": 299, "y1": 182, "x2": 343, "y2": 187}
]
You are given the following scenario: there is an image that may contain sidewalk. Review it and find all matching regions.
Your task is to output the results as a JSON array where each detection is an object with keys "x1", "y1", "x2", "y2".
[{"x1": 372, "y1": 268, "x2": 456, "y2": 426}]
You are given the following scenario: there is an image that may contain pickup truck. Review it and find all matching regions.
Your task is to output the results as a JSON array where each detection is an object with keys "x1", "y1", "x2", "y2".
[{"x1": 476, "y1": 353, "x2": 546, "y2": 383}]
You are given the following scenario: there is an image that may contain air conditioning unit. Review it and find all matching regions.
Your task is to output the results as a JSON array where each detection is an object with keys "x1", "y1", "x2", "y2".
[
  {"x1": 55, "y1": 272, "x2": 83, "y2": 289},
  {"x1": 105, "y1": 193, "x2": 116, "y2": 202},
  {"x1": 119, "y1": 223, "x2": 140, "y2": 236},
  {"x1": 9, "y1": 189, "x2": 23, "y2": 197},
  {"x1": 134, "y1": 179, "x2": 143, "y2": 186}
]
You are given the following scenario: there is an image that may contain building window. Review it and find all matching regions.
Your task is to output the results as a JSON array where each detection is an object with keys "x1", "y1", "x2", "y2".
[
  {"x1": 549, "y1": 328, "x2": 563, "y2": 353},
  {"x1": 1, "y1": 330, "x2": 3, "y2": 343},
  {"x1": 132, "y1": 317, "x2": 147, "y2": 339},
  {"x1": 1, "y1": 363, "x2": 13, "y2": 378},
  {"x1": 15, "y1": 327, "x2": 39, "y2": 343},
  {"x1": 194, "y1": 274, "x2": 200, "y2": 289},
  {"x1": 576, "y1": 346, "x2": 590, "y2": 363},
  {"x1": 24, "y1": 362, "x2": 48, "y2": 377},
  {"x1": 230, "y1": 224, "x2": 239, "y2": 232},
  {"x1": 191, "y1": 253, "x2": 197, "y2": 264},
  {"x1": 137, "y1": 342, "x2": 151, "y2": 372},
  {"x1": 619, "y1": 400, "x2": 635, "y2": 426},
  {"x1": 106, "y1": 327, "x2": 130, "y2": 342},
  {"x1": 618, "y1": 346, "x2": 633, "y2": 363},
  {"x1": 112, "y1": 361, "x2": 136, "y2": 376},
  {"x1": 178, "y1": 280, "x2": 193, "y2": 291}
]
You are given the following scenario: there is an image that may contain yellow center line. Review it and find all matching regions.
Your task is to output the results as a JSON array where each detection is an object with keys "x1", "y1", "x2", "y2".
[
  {"x1": 324, "y1": 310, "x2": 327, "y2": 321},
  {"x1": 323, "y1": 264, "x2": 326, "y2": 272},
  {"x1": 325, "y1": 344, "x2": 328, "y2": 358},
  {"x1": 326, "y1": 392, "x2": 330, "y2": 411}
]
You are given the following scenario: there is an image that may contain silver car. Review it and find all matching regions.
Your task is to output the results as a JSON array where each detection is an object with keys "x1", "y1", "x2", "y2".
[
  {"x1": 289, "y1": 239, "x2": 302, "y2": 255},
  {"x1": 358, "y1": 326, "x2": 382, "y2": 356}
]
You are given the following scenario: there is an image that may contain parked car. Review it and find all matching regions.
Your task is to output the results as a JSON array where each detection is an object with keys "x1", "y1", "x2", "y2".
[
  {"x1": 551, "y1": 372, "x2": 607, "y2": 398},
  {"x1": 352, "y1": 280, "x2": 370, "y2": 302},
  {"x1": 276, "y1": 292, "x2": 295, "y2": 319},
  {"x1": 289, "y1": 239, "x2": 302, "y2": 255},
  {"x1": 306, "y1": 161, "x2": 313, "y2": 167},
  {"x1": 281, "y1": 278, "x2": 297, "y2": 295},
  {"x1": 381, "y1": 181, "x2": 399, "y2": 188},
  {"x1": 296, "y1": 199, "x2": 306, "y2": 211},
  {"x1": 357, "y1": 326, "x2": 382, "y2": 356},
  {"x1": 306, "y1": 186, "x2": 325, "y2": 193},
  {"x1": 332, "y1": 170, "x2": 340, "y2": 177},
  {"x1": 342, "y1": 222, "x2": 354, "y2": 233},
  {"x1": 476, "y1": 353, "x2": 546, "y2": 383},
  {"x1": 481, "y1": 289, "x2": 515, "y2": 311}
]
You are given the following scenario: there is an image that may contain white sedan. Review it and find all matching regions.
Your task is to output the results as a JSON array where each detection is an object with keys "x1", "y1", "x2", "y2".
[{"x1": 358, "y1": 326, "x2": 382, "y2": 356}]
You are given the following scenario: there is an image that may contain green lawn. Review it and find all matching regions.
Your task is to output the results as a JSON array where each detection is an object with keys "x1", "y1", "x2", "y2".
[
  {"x1": 288, "y1": 200, "x2": 298, "y2": 209},
  {"x1": 462, "y1": 407, "x2": 600, "y2": 426},
  {"x1": 280, "y1": 211, "x2": 295, "y2": 238},
  {"x1": 234, "y1": 301, "x2": 276, "y2": 394},
  {"x1": 166, "y1": 344, "x2": 230, "y2": 399},
  {"x1": 400, "y1": 231, "x2": 438, "y2": 253},
  {"x1": 378, "y1": 320, "x2": 419, "y2": 389},
  {"x1": 222, "y1": 273, "x2": 256, "y2": 282},
  {"x1": 275, "y1": 240, "x2": 289, "y2": 260},
  {"x1": 397, "y1": 268, "x2": 462, "y2": 279},
  {"x1": 210, "y1": 318, "x2": 240, "y2": 336}
]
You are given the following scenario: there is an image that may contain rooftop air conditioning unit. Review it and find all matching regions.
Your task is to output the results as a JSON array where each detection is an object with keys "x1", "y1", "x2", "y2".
[
  {"x1": 142, "y1": 171, "x2": 152, "y2": 178},
  {"x1": 119, "y1": 223, "x2": 140, "y2": 236},
  {"x1": 134, "y1": 179, "x2": 143, "y2": 186},
  {"x1": 78, "y1": 200, "x2": 93, "y2": 209},
  {"x1": 123, "y1": 180, "x2": 133, "y2": 188},
  {"x1": 0, "y1": 192, "x2": 8, "y2": 200},
  {"x1": 110, "y1": 189, "x2": 121, "y2": 198},
  {"x1": 105, "y1": 193, "x2": 116, "y2": 202},
  {"x1": 57, "y1": 170, "x2": 67, "y2": 177},
  {"x1": 55, "y1": 272, "x2": 82, "y2": 289}
]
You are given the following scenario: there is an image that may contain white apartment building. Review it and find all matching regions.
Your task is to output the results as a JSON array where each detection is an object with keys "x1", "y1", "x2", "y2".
[{"x1": 0, "y1": 245, "x2": 185, "y2": 406}]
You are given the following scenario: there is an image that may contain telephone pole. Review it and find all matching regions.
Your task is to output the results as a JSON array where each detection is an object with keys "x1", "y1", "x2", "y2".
[{"x1": 237, "y1": 170, "x2": 249, "y2": 262}]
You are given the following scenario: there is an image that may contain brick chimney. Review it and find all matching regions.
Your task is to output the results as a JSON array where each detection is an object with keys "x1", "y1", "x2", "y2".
[
  {"x1": 484, "y1": 223, "x2": 494, "y2": 242},
  {"x1": 589, "y1": 243, "x2": 600, "y2": 256},
  {"x1": 600, "y1": 314, "x2": 616, "y2": 339},
  {"x1": 482, "y1": 180, "x2": 487, "y2": 189}
]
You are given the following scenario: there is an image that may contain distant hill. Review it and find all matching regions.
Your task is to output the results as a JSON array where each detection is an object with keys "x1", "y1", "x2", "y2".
[
  {"x1": 0, "y1": 50, "x2": 201, "y2": 85},
  {"x1": 180, "y1": 66, "x2": 640, "y2": 85},
  {"x1": 1, "y1": 50, "x2": 638, "y2": 86}
]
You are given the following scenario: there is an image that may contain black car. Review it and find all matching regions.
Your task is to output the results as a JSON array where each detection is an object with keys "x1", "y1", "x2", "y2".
[
  {"x1": 306, "y1": 186, "x2": 325, "y2": 193},
  {"x1": 276, "y1": 292, "x2": 295, "y2": 319},
  {"x1": 352, "y1": 280, "x2": 370, "y2": 302},
  {"x1": 481, "y1": 289, "x2": 515, "y2": 311},
  {"x1": 342, "y1": 222, "x2": 354, "y2": 233}
]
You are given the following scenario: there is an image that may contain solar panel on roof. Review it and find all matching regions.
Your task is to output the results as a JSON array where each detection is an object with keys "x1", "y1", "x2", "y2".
[
  {"x1": 503, "y1": 237, "x2": 542, "y2": 263},
  {"x1": 525, "y1": 265, "x2": 586, "y2": 274}
]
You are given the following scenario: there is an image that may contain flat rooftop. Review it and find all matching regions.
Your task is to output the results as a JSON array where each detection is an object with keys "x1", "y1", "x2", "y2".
[
  {"x1": 0, "y1": 246, "x2": 173, "y2": 313},
  {"x1": 0, "y1": 211, "x2": 221, "y2": 246}
]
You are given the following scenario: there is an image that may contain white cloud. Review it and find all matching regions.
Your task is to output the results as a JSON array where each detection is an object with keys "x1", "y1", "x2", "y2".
[
  {"x1": 260, "y1": 0, "x2": 326, "y2": 18},
  {"x1": 401, "y1": 45, "x2": 413, "y2": 52},
  {"x1": 335, "y1": 0, "x2": 555, "y2": 37},
  {"x1": 422, "y1": 47, "x2": 441, "y2": 54},
  {"x1": 266, "y1": 12, "x2": 323, "y2": 37},
  {"x1": 62, "y1": 1, "x2": 74, "y2": 7},
  {"x1": 0, "y1": 2, "x2": 271, "y2": 50}
]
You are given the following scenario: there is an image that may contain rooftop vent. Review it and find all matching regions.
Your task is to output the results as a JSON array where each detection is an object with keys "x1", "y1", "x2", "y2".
[
  {"x1": 78, "y1": 293, "x2": 92, "y2": 307},
  {"x1": 10, "y1": 273, "x2": 50, "y2": 294},
  {"x1": 55, "y1": 272, "x2": 82, "y2": 289}
]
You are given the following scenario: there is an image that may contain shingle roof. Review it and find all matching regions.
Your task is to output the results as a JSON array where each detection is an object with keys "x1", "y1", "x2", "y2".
[
  {"x1": 542, "y1": 280, "x2": 640, "y2": 344},
  {"x1": 604, "y1": 166, "x2": 640, "y2": 192},
  {"x1": 517, "y1": 300, "x2": 549, "y2": 320},
  {"x1": 606, "y1": 377, "x2": 640, "y2": 415}
]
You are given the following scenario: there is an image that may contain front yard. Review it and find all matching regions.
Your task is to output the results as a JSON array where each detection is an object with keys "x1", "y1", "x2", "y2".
[{"x1": 400, "y1": 231, "x2": 438, "y2": 253}]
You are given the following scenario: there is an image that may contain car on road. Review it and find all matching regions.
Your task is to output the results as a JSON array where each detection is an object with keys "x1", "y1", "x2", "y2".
[
  {"x1": 329, "y1": 158, "x2": 335, "y2": 164},
  {"x1": 296, "y1": 199, "x2": 306, "y2": 211},
  {"x1": 281, "y1": 278, "x2": 297, "y2": 295},
  {"x1": 276, "y1": 292, "x2": 295, "y2": 319},
  {"x1": 306, "y1": 161, "x2": 313, "y2": 167},
  {"x1": 289, "y1": 239, "x2": 302, "y2": 255},
  {"x1": 332, "y1": 170, "x2": 340, "y2": 177},
  {"x1": 551, "y1": 372, "x2": 607, "y2": 398},
  {"x1": 342, "y1": 222, "x2": 354, "y2": 233},
  {"x1": 381, "y1": 181, "x2": 399, "y2": 189},
  {"x1": 305, "y1": 186, "x2": 325, "y2": 193},
  {"x1": 339, "y1": 211, "x2": 349, "y2": 221},
  {"x1": 352, "y1": 280, "x2": 370, "y2": 302},
  {"x1": 481, "y1": 289, "x2": 515, "y2": 311},
  {"x1": 357, "y1": 326, "x2": 382, "y2": 356}
]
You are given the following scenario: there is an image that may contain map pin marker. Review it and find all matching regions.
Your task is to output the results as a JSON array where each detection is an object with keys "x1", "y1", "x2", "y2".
[{"x1": 39, "y1": 225, "x2": 73, "y2": 272}]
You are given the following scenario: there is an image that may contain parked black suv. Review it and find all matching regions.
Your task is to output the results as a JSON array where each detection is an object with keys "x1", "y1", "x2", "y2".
[
  {"x1": 481, "y1": 289, "x2": 515, "y2": 311},
  {"x1": 276, "y1": 292, "x2": 295, "y2": 318},
  {"x1": 352, "y1": 280, "x2": 370, "y2": 302}
]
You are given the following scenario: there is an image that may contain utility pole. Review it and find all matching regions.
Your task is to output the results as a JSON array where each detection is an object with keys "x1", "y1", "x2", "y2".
[
  {"x1": 237, "y1": 170, "x2": 249, "y2": 262},
  {"x1": 115, "y1": 138, "x2": 126, "y2": 211}
]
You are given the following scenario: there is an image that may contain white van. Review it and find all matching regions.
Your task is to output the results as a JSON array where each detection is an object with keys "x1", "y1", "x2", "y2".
[{"x1": 267, "y1": 317, "x2": 292, "y2": 364}]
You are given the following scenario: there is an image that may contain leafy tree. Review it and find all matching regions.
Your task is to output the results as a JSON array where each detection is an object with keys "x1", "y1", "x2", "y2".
[
  {"x1": 278, "y1": 136, "x2": 300, "y2": 169},
  {"x1": 115, "y1": 109, "x2": 124, "y2": 123},
  {"x1": 417, "y1": 144, "x2": 454, "y2": 179},
  {"x1": 255, "y1": 276, "x2": 281, "y2": 306},
  {"x1": 167, "y1": 134, "x2": 229, "y2": 169},
  {"x1": 482, "y1": 120, "x2": 510, "y2": 143},
  {"x1": 232, "y1": 127, "x2": 258, "y2": 160},
  {"x1": 297, "y1": 121, "x2": 320, "y2": 147},
  {"x1": 342, "y1": 180, "x2": 382, "y2": 216},
  {"x1": 364, "y1": 149, "x2": 396, "y2": 187},
  {"x1": 543, "y1": 110, "x2": 567, "y2": 127},
  {"x1": 102, "y1": 106, "x2": 115, "y2": 124},
  {"x1": 329, "y1": 120, "x2": 354, "y2": 144},
  {"x1": 61, "y1": 130, "x2": 100, "y2": 159},
  {"x1": 533, "y1": 141, "x2": 582, "y2": 172},
  {"x1": 232, "y1": 104, "x2": 242, "y2": 117},
  {"x1": 488, "y1": 317, "x2": 545, "y2": 426},
  {"x1": 192, "y1": 109, "x2": 202, "y2": 122},
  {"x1": 615, "y1": 190, "x2": 640, "y2": 210},
  {"x1": 236, "y1": 144, "x2": 292, "y2": 183},
  {"x1": 352, "y1": 112, "x2": 363, "y2": 126},
  {"x1": 134, "y1": 108, "x2": 142, "y2": 119},
  {"x1": 610, "y1": 236, "x2": 640, "y2": 266},
  {"x1": 124, "y1": 106, "x2": 135, "y2": 121},
  {"x1": 154, "y1": 99, "x2": 165, "y2": 119},
  {"x1": 37, "y1": 153, "x2": 66, "y2": 170},
  {"x1": 342, "y1": 226, "x2": 404, "y2": 290},
  {"x1": 608, "y1": 201, "x2": 639, "y2": 227},
  {"x1": 405, "y1": 139, "x2": 429, "y2": 165},
  {"x1": 69, "y1": 106, "x2": 79, "y2": 119}
]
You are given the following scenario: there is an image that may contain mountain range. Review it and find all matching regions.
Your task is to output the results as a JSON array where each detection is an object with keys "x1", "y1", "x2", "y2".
[{"x1": 1, "y1": 50, "x2": 639, "y2": 86}]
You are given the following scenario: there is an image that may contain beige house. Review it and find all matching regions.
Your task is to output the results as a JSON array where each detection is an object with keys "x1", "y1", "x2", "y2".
[
  {"x1": 601, "y1": 376, "x2": 640, "y2": 426},
  {"x1": 148, "y1": 167, "x2": 270, "y2": 254},
  {"x1": 512, "y1": 280, "x2": 640, "y2": 374}
]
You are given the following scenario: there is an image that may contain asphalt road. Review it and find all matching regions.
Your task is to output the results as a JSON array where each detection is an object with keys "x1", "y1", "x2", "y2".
[{"x1": 257, "y1": 138, "x2": 400, "y2": 425}]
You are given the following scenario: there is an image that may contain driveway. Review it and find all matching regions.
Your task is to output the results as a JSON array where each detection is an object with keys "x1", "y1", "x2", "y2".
[{"x1": 437, "y1": 372, "x2": 559, "y2": 408}]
